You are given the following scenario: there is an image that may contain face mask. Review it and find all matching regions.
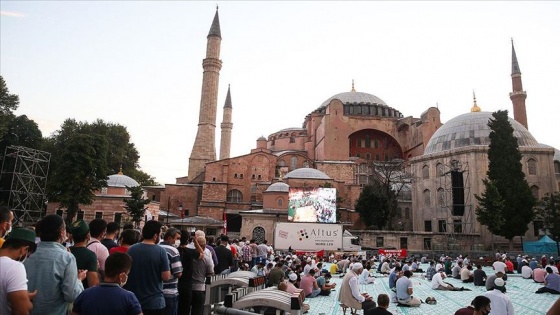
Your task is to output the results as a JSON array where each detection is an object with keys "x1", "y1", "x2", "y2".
[
  {"x1": 18, "y1": 247, "x2": 29, "y2": 263},
  {"x1": 5, "y1": 224, "x2": 12, "y2": 236},
  {"x1": 174, "y1": 240, "x2": 180, "y2": 248}
]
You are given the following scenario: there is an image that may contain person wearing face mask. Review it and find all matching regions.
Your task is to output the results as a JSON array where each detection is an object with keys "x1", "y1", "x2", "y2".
[
  {"x1": 71, "y1": 252, "x2": 142, "y2": 315},
  {"x1": 69, "y1": 220, "x2": 100, "y2": 289},
  {"x1": 24, "y1": 214, "x2": 87, "y2": 315},
  {"x1": 0, "y1": 228, "x2": 37, "y2": 315},
  {"x1": 0, "y1": 206, "x2": 14, "y2": 248},
  {"x1": 124, "y1": 220, "x2": 171, "y2": 315},
  {"x1": 454, "y1": 296, "x2": 492, "y2": 315},
  {"x1": 158, "y1": 228, "x2": 183, "y2": 315}
]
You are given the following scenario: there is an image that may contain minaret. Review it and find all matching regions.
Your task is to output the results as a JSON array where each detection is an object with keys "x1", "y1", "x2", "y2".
[
  {"x1": 219, "y1": 84, "x2": 233, "y2": 160},
  {"x1": 509, "y1": 39, "x2": 528, "y2": 129},
  {"x1": 188, "y1": 8, "x2": 222, "y2": 180}
]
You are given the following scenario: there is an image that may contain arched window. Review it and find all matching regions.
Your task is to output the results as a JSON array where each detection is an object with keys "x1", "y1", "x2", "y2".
[
  {"x1": 278, "y1": 160, "x2": 286, "y2": 167},
  {"x1": 290, "y1": 156, "x2": 297, "y2": 170},
  {"x1": 555, "y1": 161, "x2": 560, "y2": 174},
  {"x1": 531, "y1": 185, "x2": 539, "y2": 199},
  {"x1": 227, "y1": 189, "x2": 243, "y2": 203},
  {"x1": 404, "y1": 207, "x2": 410, "y2": 219},
  {"x1": 375, "y1": 154, "x2": 380, "y2": 161},
  {"x1": 527, "y1": 158, "x2": 537, "y2": 175},
  {"x1": 437, "y1": 187, "x2": 445, "y2": 207},
  {"x1": 365, "y1": 153, "x2": 371, "y2": 160},
  {"x1": 290, "y1": 133, "x2": 296, "y2": 143},
  {"x1": 423, "y1": 189, "x2": 431, "y2": 207},
  {"x1": 422, "y1": 165, "x2": 430, "y2": 179},
  {"x1": 277, "y1": 198, "x2": 284, "y2": 206},
  {"x1": 252, "y1": 226, "x2": 265, "y2": 244},
  {"x1": 303, "y1": 160, "x2": 309, "y2": 168},
  {"x1": 250, "y1": 196, "x2": 257, "y2": 202},
  {"x1": 436, "y1": 163, "x2": 444, "y2": 176}
]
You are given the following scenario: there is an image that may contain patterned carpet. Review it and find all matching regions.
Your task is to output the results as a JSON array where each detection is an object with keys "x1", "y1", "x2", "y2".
[{"x1": 304, "y1": 264, "x2": 559, "y2": 315}]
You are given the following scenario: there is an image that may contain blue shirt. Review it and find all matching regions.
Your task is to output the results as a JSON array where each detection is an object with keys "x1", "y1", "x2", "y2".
[
  {"x1": 546, "y1": 273, "x2": 560, "y2": 291},
  {"x1": 24, "y1": 241, "x2": 84, "y2": 315},
  {"x1": 396, "y1": 276, "x2": 413, "y2": 301},
  {"x1": 124, "y1": 243, "x2": 170, "y2": 310},
  {"x1": 72, "y1": 283, "x2": 142, "y2": 315}
]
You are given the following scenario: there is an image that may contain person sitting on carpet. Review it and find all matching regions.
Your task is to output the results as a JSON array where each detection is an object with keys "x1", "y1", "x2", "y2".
[
  {"x1": 396, "y1": 270, "x2": 421, "y2": 306},
  {"x1": 535, "y1": 267, "x2": 560, "y2": 294}
]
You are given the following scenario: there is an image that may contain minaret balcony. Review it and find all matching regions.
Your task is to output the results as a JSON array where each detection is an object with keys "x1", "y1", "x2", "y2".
[{"x1": 509, "y1": 91, "x2": 527, "y2": 97}]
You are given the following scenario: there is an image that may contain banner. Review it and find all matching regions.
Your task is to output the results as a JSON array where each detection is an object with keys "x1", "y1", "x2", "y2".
[
  {"x1": 295, "y1": 250, "x2": 324, "y2": 257},
  {"x1": 378, "y1": 248, "x2": 407, "y2": 258},
  {"x1": 274, "y1": 222, "x2": 343, "y2": 250}
]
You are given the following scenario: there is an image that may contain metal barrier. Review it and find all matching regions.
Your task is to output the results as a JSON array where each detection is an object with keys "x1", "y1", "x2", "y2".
[
  {"x1": 231, "y1": 286, "x2": 305, "y2": 315},
  {"x1": 205, "y1": 272, "x2": 267, "y2": 314}
]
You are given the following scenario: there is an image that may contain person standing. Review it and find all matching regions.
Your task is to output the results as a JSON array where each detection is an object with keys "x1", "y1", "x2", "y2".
[
  {"x1": 396, "y1": 270, "x2": 421, "y2": 306},
  {"x1": 87, "y1": 219, "x2": 110, "y2": 281},
  {"x1": 0, "y1": 206, "x2": 14, "y2": 248},
  {"x1": 24, "y1": 214, "x2": 86, "y2": 315},
  {"x1": 69, "y1": 220, "x2": 99, "y2": 288},
  {"x1": 177, "y1": 231, "x2": 204, "y2": 315},
  {"x1": 100, "y1": 222, "x2": 120, "y2": 252},
  {"x1": 125, "y1": 220, "x2": 171, "y2": 315},
  {"x1": 159, "y1": 228, "x2": 183, "y2": 315},
  {"x1": 0, "y1": 228, "x2": 37, "y2": 315},
  {"x1": 191, "y1": 236, "x2": 214, "y2": 315},
  {"x1": 71, "y1": 252, "x2": 142, "y2": 315},
  {"x1": 214, "y1": 235, "x2": 233, "y2": 275},
  {"x1": 110, "y1": 229, "x2": 140, "y2": 254}
]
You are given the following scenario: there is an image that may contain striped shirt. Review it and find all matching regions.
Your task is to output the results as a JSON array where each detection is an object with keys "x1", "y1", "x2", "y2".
[{"x1": 159, "y1": 243, "x2": 183, "y2": 296}]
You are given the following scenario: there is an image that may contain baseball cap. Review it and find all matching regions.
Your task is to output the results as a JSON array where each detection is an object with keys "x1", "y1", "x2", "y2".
[
  {"x1": 289, "y1": 273, "x2": 298, "y2": 281},
  {"x1": 494, "y1": 278, "x2": 505, "y2": 287},
  {"x1": 6, "y1": 228, "x2": 36, "y2": 244},
  {"x1": 70, "y1": 220, "x2": 90, "y2": 238}
]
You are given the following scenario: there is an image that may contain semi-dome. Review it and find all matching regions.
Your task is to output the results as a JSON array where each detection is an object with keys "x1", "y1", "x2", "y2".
[
  {"x1": 320, "y1": 91, "x2": 387, "y2": 108},
  {"x1": 425, "y1": 111, "x2": 539, "y2": 155},
  {"x1": 107, "y1": 173, "x2": 140, "y2": 188},
  {"x1": 284, "y1": 168, "x2": 331, "y2": 180},
  {"x1": 265, "y1": 182, "x2": 290, "y2": 193}
]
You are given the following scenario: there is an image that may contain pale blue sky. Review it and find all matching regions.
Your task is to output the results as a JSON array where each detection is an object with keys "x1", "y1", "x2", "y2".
[{"x1": 1, "y1": 1, "x2": 559, "y2": 184}]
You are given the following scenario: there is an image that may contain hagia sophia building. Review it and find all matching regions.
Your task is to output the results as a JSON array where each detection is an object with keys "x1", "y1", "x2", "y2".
[{"x1": 50, "y1": 8, "x2": 560, "y2": 251}]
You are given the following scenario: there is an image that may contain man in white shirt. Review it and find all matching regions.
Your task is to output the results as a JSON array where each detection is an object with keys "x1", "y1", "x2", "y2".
[
  {"x1": 432, "y1": 270, "x2": 466, "y2": 291},
  {"x1": 493, "y1": 258, "x2": 508, "y2": 280},
  {"x1": 485, "y1": 278, "x2": 514, "y2": 315},
  {"x1": 0, "y1": 228, "x2": 37, "y2": 315},
  {"x1": 338, "y1": 263, "x2": 376, "y2": 313},
  {"x1": 521, "y1": 264, "x2": 533, "y2": 279}
]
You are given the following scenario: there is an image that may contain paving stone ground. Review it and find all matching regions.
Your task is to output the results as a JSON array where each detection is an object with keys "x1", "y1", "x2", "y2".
[{"x1": 303, "y1": 263, "x2": 559, "y2": 315}]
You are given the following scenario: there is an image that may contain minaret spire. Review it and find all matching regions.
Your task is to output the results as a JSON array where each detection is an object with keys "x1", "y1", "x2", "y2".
[
  {"x1": 188, "y1": 9, "x2": 223, "y2": 180},
  {"x1": 351, "y1": 79, "x2": 356, "y2": 92},
  {"x1": 509, "y1": 39, "x2": 528, "y2": 129},
  {"x1": 219, "y1": 84, "x2": 233, "y2": 160}
]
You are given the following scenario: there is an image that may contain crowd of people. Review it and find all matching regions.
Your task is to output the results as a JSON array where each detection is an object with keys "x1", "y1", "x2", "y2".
[{"x1": 2, "y1": 205, "x2": 560, "y2": 315}]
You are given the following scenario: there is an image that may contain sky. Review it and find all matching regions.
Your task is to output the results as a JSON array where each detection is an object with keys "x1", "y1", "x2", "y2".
[{"x1": 1, "y1": 1, "x2": 559, "y2": 185}]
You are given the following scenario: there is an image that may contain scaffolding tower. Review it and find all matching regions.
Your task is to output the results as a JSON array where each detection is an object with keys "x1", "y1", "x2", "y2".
[
  {"x1": 436, "y1": 159, "x2": 477, "y2": 251},
  {"x1": 0, "y1": 146, "x2": 51, "y2": 225}
]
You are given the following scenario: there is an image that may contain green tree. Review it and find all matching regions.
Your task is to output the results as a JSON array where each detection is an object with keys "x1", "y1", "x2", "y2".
[
  {"x1": 475, "y1": 110, "x2": 535, "y2": 250},
  {"x1": 537, "y1": 192, "x2": 560, "y2": 243},
  {"x1": 475, "y1": 180, "x2": 506, "y2": 235},
  {"x1": 0, "y1": 75, "x2": 20, "y2": 143},
  {"x1": 46, "y1": 120, "x2": 109, "y2": 222},
  {"x1": 123, "y1": 185, "x2": 150, "y2": 228},
  {"x1": 355, "y1": 181, "x2": 397, "y2": 230}
]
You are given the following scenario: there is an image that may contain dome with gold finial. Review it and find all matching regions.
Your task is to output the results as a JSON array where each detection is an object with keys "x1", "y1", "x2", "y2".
[{"x1": 107, "y1": 167, "x2": 139, "y2": 188}]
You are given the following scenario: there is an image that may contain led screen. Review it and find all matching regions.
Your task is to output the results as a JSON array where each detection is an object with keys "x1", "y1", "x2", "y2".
[{"x1": 288, "y1": 187, "x2": 336, "y2": 223}]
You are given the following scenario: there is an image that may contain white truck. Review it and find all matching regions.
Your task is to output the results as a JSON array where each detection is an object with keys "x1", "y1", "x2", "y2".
[{"x1": 273, "y1": 222, "x2": 361, "y2": 252}]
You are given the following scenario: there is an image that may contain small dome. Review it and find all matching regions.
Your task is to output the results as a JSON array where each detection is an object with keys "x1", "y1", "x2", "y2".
[
  {"x1": 107, "y1": 174, "x2": 139, "y2": 188},
  {"x1": 320, "y1": 91, "x2": 387, "y2": 108},
  {"x1": 284, "y1": 168, "x2": 331, "y2": 180},
  {"x1": 425, "y1": 111, "x2": 539, "y2": 155},
  {"x1": 257, "y1": 136, "x2": 267, "y2": 141},
  {"x1": 265, "y1": 182, "x2": 290, "y2": 193}
]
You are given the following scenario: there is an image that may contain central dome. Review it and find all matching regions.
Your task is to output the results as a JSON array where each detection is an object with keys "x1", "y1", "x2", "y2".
[
  {"x1": 320, "y1": 91, "x2": 387, "y2": 108},
  {"x1": 284, "y1": 168, "x2": 331, "y2": 180},
  {"x1": 424, "y1": 111, "x2": 539, "y2": 155}
]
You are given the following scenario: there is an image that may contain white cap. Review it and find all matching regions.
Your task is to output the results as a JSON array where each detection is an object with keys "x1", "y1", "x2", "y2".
[
  {"x1": 352, "y1": 263, "x2": 364, "y2": 271},
  {"x1": 494, "y1": 278, "x2": 505, "y2": 287},
  {"x1": 289, "y1": 273, "x2": 298, "y2": 281}
]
